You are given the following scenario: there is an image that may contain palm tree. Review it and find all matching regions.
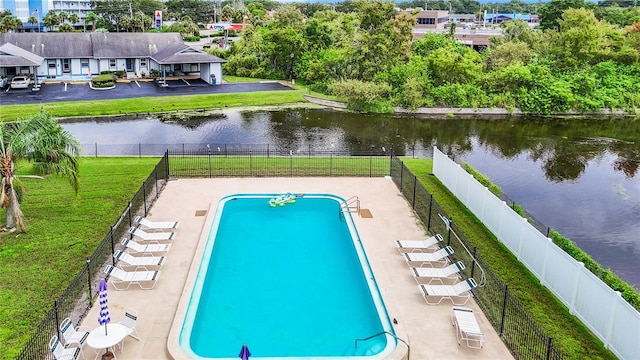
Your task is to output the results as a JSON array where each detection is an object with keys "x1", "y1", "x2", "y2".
[
  {"x1": 84, "y1": 11, "x2": 97, "y2": 32},
  {"x1": 27, "y1": 16, "x2": 38, "y2": 32},
  {"x1": 0, "y1": 111, "x2": 80, "y2": 232},
  {"x1": 69, "y1": 13, "x2": 79, "y2": 29}
]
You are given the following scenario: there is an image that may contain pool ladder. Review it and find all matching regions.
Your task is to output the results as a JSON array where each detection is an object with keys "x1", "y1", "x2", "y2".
[
  {"x1": 355, "y1": 331, "x2": 410, "y2": 360},
  {"x1": 341, "y1": 196, "x2": 360, "y2": 214}
]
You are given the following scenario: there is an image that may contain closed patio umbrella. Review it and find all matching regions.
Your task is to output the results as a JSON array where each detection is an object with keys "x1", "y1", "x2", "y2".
[
  {"x1": 98, "y1": 278, "x2": 111, "y2": 335},
  {"x1": 238, "y1": 344, "x2": 251, "y2": 360}
]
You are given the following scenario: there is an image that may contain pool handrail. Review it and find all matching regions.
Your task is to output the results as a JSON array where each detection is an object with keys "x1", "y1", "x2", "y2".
[{"x1": 355, "y1": 331, "x2": 410, "y2": 360}]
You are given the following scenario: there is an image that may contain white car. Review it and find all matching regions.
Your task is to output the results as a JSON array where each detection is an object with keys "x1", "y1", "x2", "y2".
[{"x1": 10, "y1": 76, "x2": 31, "y2": 89}]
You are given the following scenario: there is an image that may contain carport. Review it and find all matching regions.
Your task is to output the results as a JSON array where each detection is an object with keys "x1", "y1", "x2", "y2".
[
  {"x1": 0, "y1": 43, "x2": 44, "y2": 89},
  {"x1": 151, "y1": 43, "x2": 225, "y2": 86}
]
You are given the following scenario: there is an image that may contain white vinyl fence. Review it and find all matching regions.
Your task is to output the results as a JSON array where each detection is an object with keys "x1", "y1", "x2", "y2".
[{"x1": 432, "y1": 147, "x2": 640, "y2": 360}]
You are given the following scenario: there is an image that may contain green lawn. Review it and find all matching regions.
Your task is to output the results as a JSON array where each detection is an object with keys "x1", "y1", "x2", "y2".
[
  {"x1": 0, "y1": 158, "x2": 160, "y2": 360},
  {"x1": 0, "y1": 90, "x2": 308, "y2": 122},
  {"x1": 402, "y1": 158, "x2": 615, "y2": 360}
]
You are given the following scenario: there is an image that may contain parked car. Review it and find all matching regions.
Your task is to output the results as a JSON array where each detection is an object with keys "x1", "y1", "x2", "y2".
[
  {"x1": 0, "y1": 76, "x2": 8, "y2": 89},
  {"x1": 10, "y1": 76, "x2": 31, "y2": 89}
]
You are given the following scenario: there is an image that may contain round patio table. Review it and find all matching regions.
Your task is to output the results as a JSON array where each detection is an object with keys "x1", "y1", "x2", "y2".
[{"x1": 86, "y1": 323, "x2": 129, "y2": 360}]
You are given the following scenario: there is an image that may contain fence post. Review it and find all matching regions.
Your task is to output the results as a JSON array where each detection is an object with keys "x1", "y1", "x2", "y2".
[
  {"x1": 86, "y1": 258, "x2": 92, "y2": 301},
  {"x1": 412, "y1": 176, "x2": 417, "y2": 209},
  {"x1": 208, "y1": 147, "x2": 212, "y2": 178},
  {"x1": 290, "y1": 151, "x2": 293, "y2": 176},
  {"x1": 138, "y1": 143, "x2": 141, "y2": 158},
  {"x1": 389, "y1": 148, "x2": 393, "y2": 177},
  {"x1": 546, "y1": 337, "x2": 553, "y2": 360},
  {"x1": 154, "y1": 169, "x2": 158, "y2": 200},
  {"x1": 267, "y1": 144, "x2": 270, "y2": 158},
  {"x1": 400, "y1": 162, "x2": 404, "y2": 191},
  {"x1": 94, "y1": 142, "x2": 98, "y2": 158},
  {"x1": 142, "y1": 181, "x2": 148, "y2": 216},
  {"x1": 500, "y1": 284, "x2": 508, "y2": 335},
  {"x1": 471, "y1": 247, "x2": 477, "y2": 278},
  {"x1": 54, "y1": 300, "x2": 61, "y2": 342},
  {"x1": 330, "y1": 151, "x2": 333, "y2": 176},
  {"x1": 446, "y1": 218, "x2": 453, "y2": 246},
  {"x1": 110, "y1": 226, "x2": 116, "y2": 263},
  {"x1": 250, "y1": 150, "x2": 253, "y2": 176},
  {"x1": 165, "y1": 150, "x2": 169, "y2": 180},
  {"x1": 427, "y1": 195, "x2": 433, "y2": 230}
]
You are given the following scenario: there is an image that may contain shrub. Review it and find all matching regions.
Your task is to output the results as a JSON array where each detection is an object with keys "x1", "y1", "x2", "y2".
[{"x1": 91, "y1": 74, "x2": 116, "y2": 88}]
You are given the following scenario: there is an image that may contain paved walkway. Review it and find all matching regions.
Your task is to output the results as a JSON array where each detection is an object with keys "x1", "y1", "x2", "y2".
[{"x1": 81, "y1": 178, "x2": 513, "y2": 360}]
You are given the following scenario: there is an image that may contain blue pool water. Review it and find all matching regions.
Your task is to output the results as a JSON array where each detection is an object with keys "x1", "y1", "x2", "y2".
[{"x1": 179, "y1": 194, "x2": 396, "y2": 359}]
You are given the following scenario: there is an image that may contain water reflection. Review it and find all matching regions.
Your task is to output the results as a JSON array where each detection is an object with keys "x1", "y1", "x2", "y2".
[{"x1": 60, "y1": 109, "x2": 640, "y2": 289}]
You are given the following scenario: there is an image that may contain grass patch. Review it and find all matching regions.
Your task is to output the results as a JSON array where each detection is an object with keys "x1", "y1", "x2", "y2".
[
  {"x1": 0, "y1": 157, "x2": 160, "y2": 360},
  {"x1": 0, "y1": 90, "x2": 308, "y2": 122},
  {"x1": 402, "y1": 158, "x2": 615, "y2": 360}
]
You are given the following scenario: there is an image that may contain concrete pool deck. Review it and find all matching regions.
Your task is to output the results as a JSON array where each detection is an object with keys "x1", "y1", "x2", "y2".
[{"x1": 80, "y1": 177, "x2": 514, "y2": 360}]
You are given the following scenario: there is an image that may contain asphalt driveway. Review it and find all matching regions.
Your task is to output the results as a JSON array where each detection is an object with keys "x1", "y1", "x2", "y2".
[{"x1": 0, "y1": 79, "x2": 293, "y2": 105}]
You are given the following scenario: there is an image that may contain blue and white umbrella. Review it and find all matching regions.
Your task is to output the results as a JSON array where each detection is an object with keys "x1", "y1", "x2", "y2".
[
  {"x1": 98, "y1": 278, "x2": 111, "y2": 335},
  {"x1": 238, "y1": 344, "x2": 251, "y2": 360}
]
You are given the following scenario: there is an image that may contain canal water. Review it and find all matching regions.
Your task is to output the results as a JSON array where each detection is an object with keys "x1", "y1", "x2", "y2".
[{"x1": 60, "y1": 108, "x2": 640, "y2": 290}]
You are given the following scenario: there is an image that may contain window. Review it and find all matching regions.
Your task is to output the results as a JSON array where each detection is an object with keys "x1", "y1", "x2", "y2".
[
  {"x1": 81, "y1": 59, "x2": 89, "y2": 67},
  {"x1": 48, "y1": 60, "x2": 56, "y2": 69},
  {"x1": 418, "y1": 18, "x2": 435, "y2": 25},
  {"x1": 63, "y1": 59, "x2": 70, "y2": 73},
  {"x1": 140, "y1": 58, "x2": 147, "y2": 68},
  {"x1": 109, "y1": 58, "x2": 116, "y2": 69}
]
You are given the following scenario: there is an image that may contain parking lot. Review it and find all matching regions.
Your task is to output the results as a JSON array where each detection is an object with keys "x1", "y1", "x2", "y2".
[{"x1": 0, "y1": 79, "x2": 293, "y2": 105}]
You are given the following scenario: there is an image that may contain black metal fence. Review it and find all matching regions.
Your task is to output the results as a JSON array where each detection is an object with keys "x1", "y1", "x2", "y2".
[
  {"x1": 16, "y1": 151, "x2": 566, "y2": 360},
  {"x1": 167, "y1": 148, "x2": 392, "y2": 177},
  {"x1": 14, "y1": 154, "x2": 169, "y2": 360},
  {"x1": 390, "y1": 155, "x2": 564, "y2": 360}
]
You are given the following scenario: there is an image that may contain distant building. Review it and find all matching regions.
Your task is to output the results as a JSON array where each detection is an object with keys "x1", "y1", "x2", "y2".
[
  {"x1": 415, "y1": 10, "x2": 449, "y2": 30},
  {"x1": 0, "y1": 0, "x2": 92, "y2": 31},
  {"x1": 483, "y1": 13, "x2": 539, "y2": 24}
]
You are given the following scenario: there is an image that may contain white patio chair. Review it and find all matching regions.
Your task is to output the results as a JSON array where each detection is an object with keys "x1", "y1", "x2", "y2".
[
  {"x1": 418, "y1": 278, "x2": 478, "y2": 305},
  {"x1": 117, "y1": 308, "x2": 140, "y2": 351},
  {"x1": 134, "y1": 215, "x2": 179, "y2": 231},
  {"x1": 128, "y1": 226, "x2": 175, "y2": 241},
  {"x1": 396, "y1": 233, "x2": 443, "y2": 253},
  {"x1": 121, "y1": 238, "x2": 171, "y2": 255},
  {"x1": 411, "y1": 261, "x2": 465, "y2": 284},
  {"x1": 104, "y1": 265, "x2": 161, "y2": 290},
  {"x1": 451, "y1": 306, "x2": 485, "y2": 349},
  {"x1": 403, "y1": 246, "x2": 454, "y2": 267},
  {"x1": 49, "y1": 335, "x2": 83, "y2": 360},
  {"x1": 114, "y1": 250, "x2": 165, "y2": 269},
  {"x1": 60, "y1": 317, "x2": 89, "y2": 350}
]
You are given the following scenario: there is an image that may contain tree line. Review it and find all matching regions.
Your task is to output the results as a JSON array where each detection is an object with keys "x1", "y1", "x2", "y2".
[{"x1": 214, "y1": 0, "x2": 640, "y2": 114}]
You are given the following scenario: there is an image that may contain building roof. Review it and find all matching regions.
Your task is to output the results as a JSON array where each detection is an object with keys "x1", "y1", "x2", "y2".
[
  {"x1": 0, "y1": 33, "x2": 224, "y2": 63},
  {"x1": 152, "y1": 43, "x2": 225, "y2": 64},
  {"x1": 0, "y1": 42, "x2": 44, "y2": 67}
]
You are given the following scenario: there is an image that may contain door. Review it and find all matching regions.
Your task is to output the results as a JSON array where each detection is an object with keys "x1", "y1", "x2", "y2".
[{"x1": 125, "y1": 59, "x2": 134, "y2": 72}]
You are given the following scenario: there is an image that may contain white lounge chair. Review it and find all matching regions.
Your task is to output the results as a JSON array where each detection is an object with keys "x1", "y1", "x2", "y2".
[
  {"x1": 104, "y1": 265, "x2": 161, "y2": 290},
  {"x1": 396, "y1": 234, "x2": 443, "y2": 253},
  {"x1": 418, "y1": 278, "x2": 477, "y2": 305},
  {"x1": 134, "y1": 215, "x2": 179, "y2": 231},
  {"x1": 60, "y1": 317, "x2": 89, "y2": 350},
  {"x1": 411, "y1": 261, "x2": 465, "y2": 284},
  {"x1": 117, "y1": 308, "x2": 140, "y2": 351},
  {"x1": 404, "y1": 246, "x2": 454, "y2": 267},
  {"x1": 114, "y1": 250, "x2": 165, "y2": 269},
  {"x1": 451, "y1": 306, "x2": 485, "y2": 349},
  {"x1": 49, "y1": 335, "x2": 83, "y2": 360},
  {"x1": 121, "y1": 238, "x2": 171, "y2": 254},
  {"x1": 128, "y1": 226, "x2": 175, "y2": 241}
]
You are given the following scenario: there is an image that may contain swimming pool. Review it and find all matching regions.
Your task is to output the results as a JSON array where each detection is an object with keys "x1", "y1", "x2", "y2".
[{"x1": 178, "y1": 193, "x2": 396, "y2": 359}]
